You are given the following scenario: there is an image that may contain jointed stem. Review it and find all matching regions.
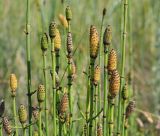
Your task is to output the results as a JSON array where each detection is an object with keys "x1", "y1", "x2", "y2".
[
  {"x1": 108, "y1": 98, "x2": 115, "y2": 136},
  {"x1": 13, "y1": 97, "x2": 18, "y2": 136},
  {"x1": 38, "y1": 103, "x2": 42, "y2": 136},
  {"x1": 51, "y1": 40, "x2": 57, "y2": 136},
  {"x1": 89, "y1": 58, "x2": 95, "y2": 136},
  {"x1": 103, "y1": 46, "x2": 109, "y2": 136},
  {"x1": 26, "y1": 0, "x2": 32, "y2": 135},
  {"x1": 42, "y1": 52, "x2": 49, "y2": 136},
  {"x1": 117, "y1": 0, "x2": 128, "y2": 135}
]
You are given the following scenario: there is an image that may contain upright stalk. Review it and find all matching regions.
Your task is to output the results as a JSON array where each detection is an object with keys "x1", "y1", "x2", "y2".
[
  {"x1": 103, "y1": 25, "x2": 112, "y2": 136},
  {"x1": 89, "y1": 58, "x2": 95, "y2": 136},
  {"x1": 85, "y1": 65, "x2": 90, "y2": 136},
  {"x1": 98, "y1": 8, "x2": 106, "y2": 116},
  {"x1": 94, "y1": 85, "x2": 98, "y2": 134},
  {"x1": 43, "y1": 52, "x2": 49, "y2": 136},
  {"x1": 108, "y1": 98, "x2": 115, "y2": 136},
  {"x1": 103, "y1": 46, "x2": 109, "y2": 136},
  {"x1": 0, "y1": 124, "x2": 2, "y2": 136},
  {"x1": 26, "y1": 0, "x2": 32, "y2": 135},
  {"x1": 13, "y1": 97, "x2": 18, "y2": 136},
  {"x1": 38, "y1": 103, "x2": 42, "y2": 136},
  {"x1": 51, "y1": 39, "x2": 57, "y2": 136},
  {"x1": 117, "y1": 0, "x2": 128, "y2": 135},
  {"x1": 66, "y1": 6, "x2": 73, "y2": 135}
]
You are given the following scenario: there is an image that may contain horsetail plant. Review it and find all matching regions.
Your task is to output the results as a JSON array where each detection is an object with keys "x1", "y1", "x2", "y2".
[
  {"x1": 49, "y1": 21, "x2": 57, "y2": 136},
  {"x1": 108, "y1": 70, "x2": 120, "y2": 136},
  {"x1": 122, "y1": 84, "x2": 128, "y2": 136},
  {"x1": 54, "y1": 28, "x2": 61, "y2": 74},
  {"x1": 103, "y1": 25, "x2": 112, "y2": 136},
  {"x1": 59, "y1": 92, "x2": 69, "y2": 136},
  {"x1": 98, "y1": 8, "x2": 106, "y2": 117},
  {"x1": 89, "y1": 25, "x2": 99, "y2": 136},
  {"x1": 66, "y1": 6, "x2": 73, "y2": 135},
  {"x1": 124, "y1": 101, "x2": 136, "y2": 136},
  {"x1": 93, "y1": 65, "x2": 100, "y2": 133},
  {"x1": 26, "y1": 0, "x2": 32, "y2": 135},
  {"x1": 117, "y1": 0, "x2": 128, "y2": 135},
  {"x1": 41, "y1": 33, "x2": 49, "y2": 136},
  {"x1": 18, "y1": 104, "x2": 27, "y2": 136},
  {"x1": 2, "y1": 117, "x2": 12, "y2": 136},
  {"x1": 37, "y1": 84, "x2": 45, "y2": 136},
  {"x1": 10, "y1": 74, "x2": 18, "y2": 136}
]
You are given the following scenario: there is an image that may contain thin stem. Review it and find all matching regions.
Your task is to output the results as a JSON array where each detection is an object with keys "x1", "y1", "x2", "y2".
[
  {"x1": 98, "y1": 10, "x2": 105, "y2": 118},
  {"x1": 13, "y1": 97, "x2": 18, "y2": 136},
  {"x1": 103, "y1": 46, "x2": 109, "y2": 136},
  {"x1": 122, "y1": 99, "x2": 127, "y2": 136},
  {"x1": 0, "y1": 124, "x2": 2, "y2": 136},
  {"x1": 51, "y1": 39, "x2": 57, "y2": 136},
  {"x1": 38, "y1": 103, "x2": 42, "y2": 136},
  {"x1": 89, "y1": 58, "x2": 95, "y2": 136},
  {"x1": 85, "y1": 66, "x2": 90, "y2": 136},
  {"x1": 42, "y1": 51, "x2": 49, "y2": 136},
  {"x1": 56, "y1": 51, "x2": 60, "y2": 74},
  {"x1": 117, "y1": 0, "x2": 128, "y2": 135},
  {"x1": 108, "y1": 98, "x2": 115, "y2": 136},
  {"x1": 26, "y1": 0, "x2": 32, "y2": 135},
  {"x1": 94, "y1": 85, "x2": 98, "y2": 134},
  {"x1": 68, "y1": 59, "x2": 73, "y2": 135}
]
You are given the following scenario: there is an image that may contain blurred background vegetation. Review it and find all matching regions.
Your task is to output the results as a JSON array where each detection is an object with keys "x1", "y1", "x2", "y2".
[{"x1": 0, "y1": 0, "x2": 160, "y2": 135}]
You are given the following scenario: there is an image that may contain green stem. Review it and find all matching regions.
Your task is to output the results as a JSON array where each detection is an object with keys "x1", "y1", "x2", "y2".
[
  {"x1": 13, "y1": 97, "x2": 18, "y2": 136},
  {"x1": 0, "y1": 124, "x2": 2, "y2": 136},
  {"x1": 59, "y1": 122, "x2": 63, "y2": 136},
  {"x1": 89, "y1": 58, "x2": 95, "y2": 136},
  {"x1": 68, "y1": 59, "x2": 73, "y2": 135},
  {"x1": 56, "y1": 51, "x2": 60, "y2": 74},
  {"x1": 23, "y1": 125, "x2": 26, "y2": 136},
  {"x1": 42, "y1": 51, "x2": 49, "y2": 136},
  {"x1": 51, "y1": 39, "x2": 57, "y2": 136},
  {"x1": 108, "y1": 98, "x2": 115, "y2": 136},
  {"x1": 38, "y1": 103, "x2": 42, "y2": 136},
  {"x1": 94, "y1": 85, "x2": 98, "y2": 134},
  {"x1": 98, "y1": 10, "x2": 105, "y2": 118},
  {"x1": 122, "y1": 100, "x2": 126, "y2": 136},
  {"x1": 117, "y1": 0, "x2": 128, "y2": 135},
  {"x1": 26, "y1": 0, "x2": 32, "y2": 135},
  {"x1": 85, "y1": 66, "x2": 90, "y2": 136},
  {"x1": 103, "y1": 46, "x2": 109, "y2": 136}
]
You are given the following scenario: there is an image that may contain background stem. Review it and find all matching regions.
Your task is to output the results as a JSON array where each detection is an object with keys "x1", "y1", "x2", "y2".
[
  {"x1": 13, "y1": 97, "x2": 18, "y2": 136},
  {"x1": 26, "y1": 0, "x2": 32, "y2": 135},
  {"x1": 117, "y1": 0, "x2": 128, "y2": 135}
]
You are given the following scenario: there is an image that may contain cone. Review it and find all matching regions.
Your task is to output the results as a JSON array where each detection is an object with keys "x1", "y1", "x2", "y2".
[
  {"x1": 2, "y1": 117, "x2": 12, "y2": 135},
  {"x1": 18, "y1": 104, "x2": 27, "y2": 124},
  {"x1": 126, "y1": 101, "x2": 136, "y2": 119},
  {"x1": 58, "y1": 14, "x2": 68, "y2": 28},
  {"x1": 103, "y1": 25, "x2": 112, "y2": 45},
  {"x1": 66, "y1": 6, "x2": 72, "y2": 21},
  {"x1": 97, "y1": 123, "x2": 103, "y2": 136},
  {"x1": 90, "y1": 25, "x2": 99, "y2": 59},
  {"x1": 67, "y1": 32, "x2": 73, "y2": 56},
  {"x1": 41, "y1": 33, "x2": 48, "y2": 51},
  {"x1": 37, "y1": 84, "x2": 45, "y2": 103},
  {"x1": 54, "y1": 28, "x2": 61, "y2": 51},
  {"x1": 108, "y1": 49, "x2": 117, "y2": 74},
  {"x1": 109, "y1": 70, "x2": 120, "y2": 98},
  {"x1": 94, "y1": 65, "x2": 100, "y2": 86},
  {"x1": 122, "y1": 83, "x2": 128, "y2": 100},
  {"x1": 10, "y1": 74, "x2": 17, "y2": 97},
  {"x1": 49, "y1": 22, "x2": 56, "y2": 39}
]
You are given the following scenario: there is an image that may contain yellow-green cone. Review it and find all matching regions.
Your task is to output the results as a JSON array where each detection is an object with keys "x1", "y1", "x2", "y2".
[
  {"x1": 37, "y1": 84, "x2": 45, "y2": 103},
  {"x1": 18, "y1": 104, "x2": 27, "y2": 124}
]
